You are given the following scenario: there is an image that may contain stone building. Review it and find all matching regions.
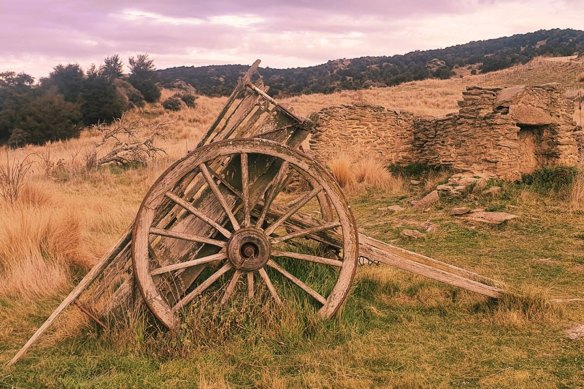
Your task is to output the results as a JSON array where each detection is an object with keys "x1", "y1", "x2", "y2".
[{"x1": 310, "y1": 84, "x2": 583, "y2": 180}]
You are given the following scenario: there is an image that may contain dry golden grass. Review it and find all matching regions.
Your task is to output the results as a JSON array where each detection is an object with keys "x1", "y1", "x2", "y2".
[
  {"x1": 281, "y1": 78, "x2": 468, "y2": 118},
  {"x1": 0, "y1": 189, "x2": 85, "y2": 299},
  {"x1": 329, "y1": 155, "x2": 405, "y2": 195},
  {"x1": 280, "y1": 56, "x2": 584, "y2": 121},
  {"x1": 569, "y1": 170, "x2": 584, "y2": 210},
  {"x1": 0, "y1": 95, "x2": 226, "y2": 301},
  {"x1": 328, "y1": 156, "x2": 353, "y2": 188}
]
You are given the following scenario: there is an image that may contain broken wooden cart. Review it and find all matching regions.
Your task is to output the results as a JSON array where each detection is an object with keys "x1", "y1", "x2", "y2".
[{"x1": 7, "y1": 60, "x2": 504, "y2": 367}]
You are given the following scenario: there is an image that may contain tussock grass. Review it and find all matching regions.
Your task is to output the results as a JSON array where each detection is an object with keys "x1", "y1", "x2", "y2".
[
  {"x1": 328, "y1": 156, "x2": 353, "y2": 188},
  {"x1": 329, "y1": 156, "x2": 405, "y2": 195},
  {"x1": 0, "y1": 182, "x2": 88, "y2": 300},
  {"x1": 569, "y1": 170, "x2": 584, "y2": 210},
  {"x1": 475, "y1": 287, "x2": 564, "y2": 328}
]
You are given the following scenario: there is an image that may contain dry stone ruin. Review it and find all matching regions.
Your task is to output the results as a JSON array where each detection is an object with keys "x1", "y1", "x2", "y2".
[{"x1": 310, "y1": 84, "x2": 583, "y2": 179}]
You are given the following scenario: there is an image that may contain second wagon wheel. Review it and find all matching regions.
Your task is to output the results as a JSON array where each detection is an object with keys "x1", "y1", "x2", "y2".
[{"x1": 132, "y1": 138, "x2": 358, "y2": 329}]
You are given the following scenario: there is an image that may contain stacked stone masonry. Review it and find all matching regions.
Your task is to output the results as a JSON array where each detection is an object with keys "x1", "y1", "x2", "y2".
[{"x1": 310, "y1": 84, "x2": 583, "y2": 180}]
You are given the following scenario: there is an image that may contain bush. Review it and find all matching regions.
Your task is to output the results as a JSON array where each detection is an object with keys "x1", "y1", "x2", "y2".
[
  {"x1": 180, "y1": 94, "x2": 196, "y2": 108},
  {"x1": 162, "y1": 97, "x2": 183, "y2": 111},
  {"x1": 520, "y1": 166, "x2": 578, "y2": 195},
  {"x1": 16, "y1": 91, "x2": 82, "y2": 144},
  {"x1": 389, "y1": 163, "x2": 449, "y2": 178},
  {"x1": 80, "y1": 74, "x2": 126, "y2": 125},
  {"x1": 7, "y1": 128, "x2": 29, "y2": 148}
]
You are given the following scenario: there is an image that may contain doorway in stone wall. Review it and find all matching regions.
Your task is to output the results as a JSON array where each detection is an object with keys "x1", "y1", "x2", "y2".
[{"x1": 517, "y1": 124, "x2": 552, "y2": 174}]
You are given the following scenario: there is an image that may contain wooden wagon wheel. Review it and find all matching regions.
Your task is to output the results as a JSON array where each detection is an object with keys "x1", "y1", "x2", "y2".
[{"x1": 132, "y1": 138, "x2": 358, "y2": 329}]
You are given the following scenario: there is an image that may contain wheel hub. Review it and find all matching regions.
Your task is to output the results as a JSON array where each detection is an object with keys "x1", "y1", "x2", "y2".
[{"x1": 227, "y1": 227, "x2": 271, "y2": 271}]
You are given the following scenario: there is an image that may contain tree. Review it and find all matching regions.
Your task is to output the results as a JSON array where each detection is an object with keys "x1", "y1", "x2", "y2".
[
  {"x1": 80, "y1": 72, "x2": 126, "y2": 125},
  {"x1": 128, "y1": 54, "x2": 161, "y2": 103},
  {"x1": 0, "y1": 72, "x2": 35, "y2": 143},
  {"x1": 16, "y1": 90, "x2": 82, "y2": 144},
  {"x1": 101, "y1": 54, "x2": 124, "y2": 81},
  {"x1": 48, "y1": 64, "x2": 85, "y2": 103}
]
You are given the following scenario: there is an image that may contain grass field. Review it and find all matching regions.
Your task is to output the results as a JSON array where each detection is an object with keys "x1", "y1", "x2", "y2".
[{"x1": 0, "y1": 58, "x2": 583, "y2": 388}]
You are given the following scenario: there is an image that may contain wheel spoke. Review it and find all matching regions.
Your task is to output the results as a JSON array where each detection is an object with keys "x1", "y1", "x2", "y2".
[
  {"x1": 220, "y1": 270, "x2": 242, "y2": 304},
  {"x1": 150, "y1": 227, "x2": 226, "y2": 247},
  {"x1": 258, "y1": 268, "x2": 282, "y2": 305},
  {"x1": 199, "y1": 162, "x2": 241, "y2": 231},
  {"x1": 173, "y1": 263, "x2": 232, "y2": 311},
  {"x1": 264, "y1": 186, "x2": 322, "y2": 236},
  {"x1": 267, "y1": 260, "x2": 327, "y2": 305},
  {"x1": 207, "y1": 164, "x2": 243, "y2": 200},
  {"x1": 241, "y1": 153, "x2": 251, "y2": 227},
  {"x1": 165, "y1": 191, "x2": 232, "y2": 239},
  {"x1": 151, "y1": 252, "x2": 227, "y2": 276},
  {"x1": 271, "y1": 221, "x2": 341, "y2": 244},
  {"x1": 271, "y1": 250, "x2": 343, "y2": 267},
  {"x1": 256, "y1": 161, "x2": 289, "y2": 228},
  {"x1": 247, "y1": 272, "x2": 254, "y2": 299}
]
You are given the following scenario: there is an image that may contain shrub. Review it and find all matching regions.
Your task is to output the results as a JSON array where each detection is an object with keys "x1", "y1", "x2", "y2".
[
  {"x1": 0, "y1": 152, "x2": 33, "y2": 204},
  {"x1": 389, "y1": 162, "x2": 449, "y2": 178},
  {"x1": 162, "y1": 96, "x2": 183, "y2": 111},
  {"x1": 80, "y1": 73, "x2": 126, "y2": 125},
  {"x1": 7, "y1": 128, "x2": 29, "y2": 148},
  {"x1": 14, "y1": 91, "x2": 82, "y2": 144},
  {"x1": 180, "y1": 93, "x2": 196, "y2": 108},
  {"x1": 520, "y1": 166, "x2": 578, "y2": 195}
]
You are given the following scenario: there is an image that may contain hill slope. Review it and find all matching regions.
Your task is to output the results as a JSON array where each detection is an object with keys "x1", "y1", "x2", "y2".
[{"x1": 157, "y1": 29, "x2": 584, "y2": 97}]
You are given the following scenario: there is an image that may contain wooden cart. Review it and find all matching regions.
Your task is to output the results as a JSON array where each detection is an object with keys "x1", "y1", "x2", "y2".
[{"x1": 8, "y1": 60, "x2": 504, "y2": 366}]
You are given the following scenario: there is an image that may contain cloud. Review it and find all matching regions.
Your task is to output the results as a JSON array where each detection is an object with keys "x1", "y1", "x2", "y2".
[{"x1": 0, "y1": 0, "x2": 582, "y2": 78}]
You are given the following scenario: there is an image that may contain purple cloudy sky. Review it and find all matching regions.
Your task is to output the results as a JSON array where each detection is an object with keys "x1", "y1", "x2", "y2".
[{"x1": 1, "y1": 0, "x2": 582, "y2": 78}]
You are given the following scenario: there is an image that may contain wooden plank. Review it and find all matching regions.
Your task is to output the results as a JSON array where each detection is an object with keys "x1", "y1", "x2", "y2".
[{"x1": 358, "y1": 235, "x2": 504, "y2": 298}]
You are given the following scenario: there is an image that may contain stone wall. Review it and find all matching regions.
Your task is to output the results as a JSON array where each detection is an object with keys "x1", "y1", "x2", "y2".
[
  {"x1": 308, "y1": 104, "x2": 415, "y2": 165},
  {"x1": 310, "y1": 84, "x2": 583, "y2": 180}
]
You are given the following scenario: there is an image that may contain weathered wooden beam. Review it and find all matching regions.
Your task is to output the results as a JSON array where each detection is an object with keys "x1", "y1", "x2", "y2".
[
  {"x1": 358, "y1": 235, "x2": 504, "y2": 298},
  {"x1": 268, "y1": 208, "x2": 506, "y2": 299}
]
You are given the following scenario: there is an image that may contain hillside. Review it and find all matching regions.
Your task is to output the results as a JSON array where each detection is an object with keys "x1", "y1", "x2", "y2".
[{"x1": 157, "y1": 29, "x2": 584, "y2": 97}]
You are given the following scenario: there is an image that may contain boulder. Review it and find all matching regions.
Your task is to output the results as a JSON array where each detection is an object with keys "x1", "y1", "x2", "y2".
[
  {"x1": 450, "y1": 207, "x2": 471, "y2": 216},
  {"x1": 378, "y1": 205, "x2": 405, "y2": 213},
  {"x1": 465, "y1": 211, "x2": 518, "y2": 225},
  {"x1": 482, "y1": 186, "x2": 502, "y2": 196},
  {"x1": 413, "y1": 190, "x2": 440, "y2": 209},
  {"x1": 510, "y1": 104, "x2": 555, "y2": 126},
  {"x1": 566, "y1": 324, "x2": 584, "y2": 340},
  {"x1": 401, "y1": 229, "x2": 425, "y2": 239}
]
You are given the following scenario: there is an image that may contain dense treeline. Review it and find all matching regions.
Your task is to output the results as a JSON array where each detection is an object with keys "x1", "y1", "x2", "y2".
[
  {"x1": 157, "y1": 29, "x2": 584, "y2": 97},
  {"x1": 0, "y1": 54, "x2": 160, "y2": 147}
]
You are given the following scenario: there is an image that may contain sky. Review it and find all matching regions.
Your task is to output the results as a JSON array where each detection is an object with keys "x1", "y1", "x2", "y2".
[{"x1": 0, "y1": 0, "x2": 583, "y2": 79}]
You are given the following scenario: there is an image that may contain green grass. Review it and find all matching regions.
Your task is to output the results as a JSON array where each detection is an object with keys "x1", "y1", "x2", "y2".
[{"x1": 1, "y1": 178, "x2": 584, "y2": 388}]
